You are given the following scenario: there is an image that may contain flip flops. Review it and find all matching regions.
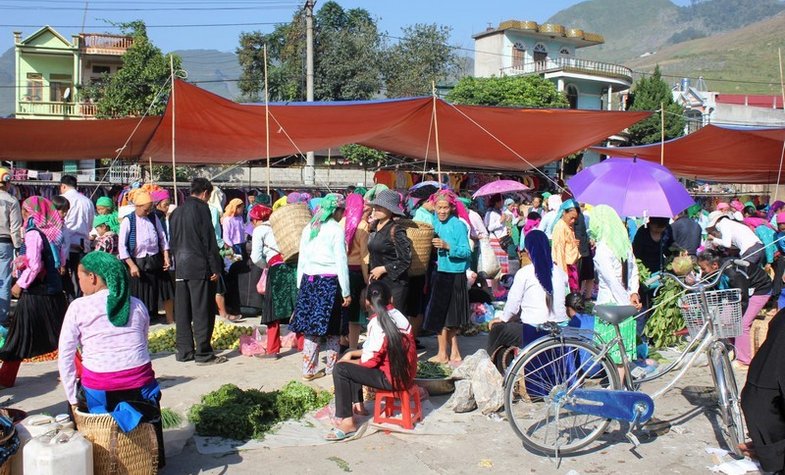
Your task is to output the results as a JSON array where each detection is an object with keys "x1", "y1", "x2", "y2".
[
  {"x1": 302, "y1": 369, "x2": 326, "y2": 381},
  {"x1": 224, "y1": 315, "x2": 245, "y2": 323},
  {"x1": 323, "y1": 427, "x2": 357, "y2": 442}
]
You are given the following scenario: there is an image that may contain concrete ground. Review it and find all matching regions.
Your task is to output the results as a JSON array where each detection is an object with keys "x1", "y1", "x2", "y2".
[{"x1": 4, "y1": 316, "x2": 758, "y2": 474}]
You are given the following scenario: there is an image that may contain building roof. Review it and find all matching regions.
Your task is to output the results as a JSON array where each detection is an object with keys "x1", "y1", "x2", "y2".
[
  {"x1": 473, "y1": 20, "x2": 604, "y2": 48},
  {"x1": 715, "y1": 94, "x2": 783, "y2": 109},
  {"x1": 17, "y1": 25, "x2": 74, "y2": 48}
]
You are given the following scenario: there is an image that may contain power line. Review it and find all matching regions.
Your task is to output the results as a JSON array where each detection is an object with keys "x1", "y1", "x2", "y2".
[
  {"x1": 0, "y1": 22, "x2": 283, "y2": 29},
  {"x1": 0, "y1": 4, "x2": 299, "y2": 11}
]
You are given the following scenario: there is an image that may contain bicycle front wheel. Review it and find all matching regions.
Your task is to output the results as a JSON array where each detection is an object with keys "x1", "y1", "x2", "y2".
[
  {"x1": 504, "y1": 337, "x2": 621, "y2": 456},
  {"x1": 710, "y1": 342, "x2": 745, "y2": 456}
]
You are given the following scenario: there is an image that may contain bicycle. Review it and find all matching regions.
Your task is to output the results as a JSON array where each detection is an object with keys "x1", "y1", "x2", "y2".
[{"x1": 503, "y1": 258, "x2": 748, "y2": 457}]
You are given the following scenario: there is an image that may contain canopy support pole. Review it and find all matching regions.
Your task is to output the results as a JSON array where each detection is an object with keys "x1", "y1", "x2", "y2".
[
  {"x1": 431, "y1": 81, "x2": 442, "y2": 185},
  {"x1": 660, "y1": 101, "x2": 665, "y2": 166},
  {"x1": 170, "y1": 55, "x2": 178, "y2": 205},
  {"x1": 264, "y1": 43, "x2": 271, "y2": 197},
  {"x1": 776, "y1": 48, "x2": 785, "y2": 202}
]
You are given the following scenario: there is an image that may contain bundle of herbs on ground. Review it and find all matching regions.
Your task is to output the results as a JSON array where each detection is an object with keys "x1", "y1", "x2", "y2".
[{"x1": 188, "y1": 381, "x2": 333, "y2": 440}]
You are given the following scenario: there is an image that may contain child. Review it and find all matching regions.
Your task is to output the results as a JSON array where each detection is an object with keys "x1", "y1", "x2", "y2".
[
  {"x1": 51, "y1": 195, "x2": 70, "y2": 220},
  {"x1": 326, "y1": 281, "x2": 418, "y2": 441},
  {"x1": 92, "y1": 215, "x2": 118, "y2": 255}
]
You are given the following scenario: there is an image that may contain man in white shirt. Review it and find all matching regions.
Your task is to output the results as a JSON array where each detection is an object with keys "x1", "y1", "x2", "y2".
[{"x1": 60, "y1": 175, "x2": 95, "y2": 300}]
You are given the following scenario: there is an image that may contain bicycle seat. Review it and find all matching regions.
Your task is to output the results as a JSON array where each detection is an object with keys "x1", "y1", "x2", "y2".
[{"x1": 594, "y1": 305, "x2": 638, "y2": 326}]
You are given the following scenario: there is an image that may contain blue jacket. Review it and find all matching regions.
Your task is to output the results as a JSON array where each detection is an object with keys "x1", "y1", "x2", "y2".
[{"x1": 433, "y1": 215, "x2": 471, "y2": 273}]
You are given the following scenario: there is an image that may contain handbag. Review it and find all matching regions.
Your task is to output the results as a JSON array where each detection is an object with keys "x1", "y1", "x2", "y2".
[
  {"x1": 498, "y1": 234, "x2": 513, "y2": 251},
  {"x1": 136, "y1": 252, "x2": 164, "y2": 272},
  {"x1": 256, "y1": 267, "x2": 269, "y2": 294}
]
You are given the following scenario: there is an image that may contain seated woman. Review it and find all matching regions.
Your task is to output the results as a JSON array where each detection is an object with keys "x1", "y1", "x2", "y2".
[
  {"x1": 486, "y1": 230, "x2": 569, "y2": 370},
  {"x1": 326, "y1": 281, "x2": 418, "y2": 441},
  {"x1": 57, "y1": 251, "x2": 164, "y2": 468}
]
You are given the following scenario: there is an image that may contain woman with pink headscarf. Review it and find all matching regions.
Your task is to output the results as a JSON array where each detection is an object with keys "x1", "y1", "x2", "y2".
[{"x1": 0, "y1": 197, "x2": 67, "y2": 388}]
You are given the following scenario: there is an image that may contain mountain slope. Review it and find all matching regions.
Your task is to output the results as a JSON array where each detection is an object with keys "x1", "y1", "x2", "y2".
[{"x1": 627, "y1": 12, "x2": 785, "y2": 94}]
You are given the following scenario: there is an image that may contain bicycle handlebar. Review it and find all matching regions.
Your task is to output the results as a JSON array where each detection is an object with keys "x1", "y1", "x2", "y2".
[{"x1": 644, "y1": 259, "x2": 749, "y2": 291}]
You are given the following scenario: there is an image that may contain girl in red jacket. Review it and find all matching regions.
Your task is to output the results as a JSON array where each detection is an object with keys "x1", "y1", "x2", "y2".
[{"x1": 325, "y1": 280, "x2": 418, "y2": 441}]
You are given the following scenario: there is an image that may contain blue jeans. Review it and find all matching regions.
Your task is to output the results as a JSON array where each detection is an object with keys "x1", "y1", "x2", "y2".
[{"x1": 0, "y1": 242, "x2": 14, "y2": 326}]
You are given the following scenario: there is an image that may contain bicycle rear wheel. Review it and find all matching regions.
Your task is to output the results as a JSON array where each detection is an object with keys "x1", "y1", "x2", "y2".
[
  {"x1": 710, "y1": 342, "x2": 745, "y2": 456},
  {"x1": 504, "y1": 337, "x2": 621, "y2": 456}
]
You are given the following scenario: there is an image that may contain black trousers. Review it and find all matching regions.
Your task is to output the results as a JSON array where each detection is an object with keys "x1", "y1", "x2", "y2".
[
  {"x1": 487, "y1": 322, "x2": 523, "y2": 369},
  {"x1": 773, "y1": 255, "x2": 785, "y2": 302},
  {"x1": 741, "y1": 383, "x2": 785, "y2": 472},
  {"x1": 64, "y1": 250, "x2": 84, "y2": 302},
  {"x1": 333, "y1": 361, "x2": 393, "y2": 419},
  {"x1": 175, "y1": 279, "x2": 217, "y2": 362}
]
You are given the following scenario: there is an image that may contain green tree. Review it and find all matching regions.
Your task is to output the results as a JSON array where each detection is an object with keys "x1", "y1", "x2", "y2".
[
  {"x1": 446, "y1": 75, "x2": 569, "y2": 108},
  {"x1": 627, "y1": 66, "x2": 685, "y2": 145},
  {"x1": 339, "y1": 143, "x2": 389, "y2": 168},
  {"x1": 237, "y1": 2, "x2": 382, "y2": 102},
  {"x1": 82, "y1": 21, "x2": 181, "y2": 118},
  {"x1": 383, "y1": 24, "x2": 459, "y2": 98}
]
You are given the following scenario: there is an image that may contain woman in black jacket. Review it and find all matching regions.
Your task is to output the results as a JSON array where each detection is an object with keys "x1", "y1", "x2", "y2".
[{"x1": 367, "y1": 190, "x2": 412, "y2": 313}]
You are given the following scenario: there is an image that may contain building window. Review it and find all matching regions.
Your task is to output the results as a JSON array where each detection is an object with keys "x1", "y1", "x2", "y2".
[
  {"x1": 49, "y1": 74, "x2": 73, "y2": 102},
  {"x1": 686, "y1": 109, "x2": 703, "y2": 134},
  {"x1": 92, "y1": 65, "x2": 110, "y2": 74},
  {"x1": 25, "y1": 73, "x2": 43, "y2": 102},
  {"x1": 512, "y1": 42, "x2": 525, "y2": 70},
  {"x1": 533, "y1": 43, "x2": 548, "y2": 71},
  {"x1": 566, "y1": 84, "x2": 579, "y2": 109}
]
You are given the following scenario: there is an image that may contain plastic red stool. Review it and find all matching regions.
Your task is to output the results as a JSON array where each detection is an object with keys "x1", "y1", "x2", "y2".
[{"x1": 373, "y1": 385, "x2": 423, "y2": 430}]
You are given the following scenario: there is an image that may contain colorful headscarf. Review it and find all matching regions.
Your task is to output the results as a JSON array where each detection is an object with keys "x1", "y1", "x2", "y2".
[
  {"x1": 716, "y1": 202, "x2": 730, "y2": 212},
  {"x1": 81, "y1": 251, "x2": 131, "y2": 327},
  {"x1": 93, "y1": 213, "x2": 119, "y2": 233},
  {"x1": 287, "y1": 192, "x2": 312, "y2": 205},
  {"x1": 150, "y1": 189, "x2": 170, "y2": 204},
  {"x1": 458, "y1": 197, "x2": 472, "y2": 209},
  {"x1": 428, "y1": 189, "x2": 470, "y2": 223},
  {"x1": 272, "y1": 196, "x2": 288, "y2": 211},
  {"x1": 730, "y1": 199, "x2": 744, "y2": 212},
  {"x1": 96, "y1": 196, "x2": 114, "y2": 210},
  {"x1": 687, "y1": 203, "x2": 702, "y2": 219},
  {"x1": 309, "y1": 193, "x2": 345, "y2": 240},
  {"x1": 363, "y1": 184, "x2": 388, "y2": 202},
  {"x1": 353, "y1": 187, "x2": 368, "y2": 197},
  {"x1": 524, "y1": 216, "x2": 541, "y2": 235},
  {"x1": 22, "y1": 196, "x2": 63, "y2": 246},
  {"x1": 769, "y1": 201, "x2": 785, "y2": 220},
  {"x1": 523, "y1": 230, "x2": 553, "y2": 296},
  {"x1": 223, "y1": 198, "x2": 244, "y2": 219},
  {"x1": 343, "y1": 193, "x2": 365, "y2": 250},
  {"x1": 548, "y1": 199, "x2": 579, "y2": 234},
  {"x1": 588, "y1": 205, "x2": 631, "y2": 262},
  {"x1": 777, "y1": 212, "x2": 785, "y2": 226},
  {"x1": 249, "y1": 204, "x2": 272, "y2": 222}
]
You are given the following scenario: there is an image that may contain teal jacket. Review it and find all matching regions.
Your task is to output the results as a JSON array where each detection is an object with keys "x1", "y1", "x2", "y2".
[{"x1": 433, "y1": 215, "x2": 471, "y2": 273}]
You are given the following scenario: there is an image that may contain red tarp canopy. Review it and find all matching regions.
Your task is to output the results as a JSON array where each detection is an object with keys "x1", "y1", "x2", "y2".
[
  {"x1": 0, "y1": 116, "x2": 161, "y2": 161},
  {"x1": 0, "y1": 80, "x2": 650, "y2": 170},
  {"x1": 592, "y1": 124, "x2": 785, "y2": 184}
]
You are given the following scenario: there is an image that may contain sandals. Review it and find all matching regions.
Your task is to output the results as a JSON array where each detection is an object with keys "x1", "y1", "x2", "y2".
[
  {"x1": 224, "y1": 315, "x2": 245, "y2": 323},
  {"x1": 302, "y1": 369, "x2": 326, "y2": 381},
  {"x1": 323, "y1": 427, "x2": 357, "y2": 442},
  {"x1": 196, "y1": 355, "x2": 229, "y2": 366}
]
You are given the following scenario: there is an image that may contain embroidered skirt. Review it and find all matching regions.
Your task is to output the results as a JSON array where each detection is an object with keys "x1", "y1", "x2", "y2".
[
  {"x1": 490, "y1": 237, "x2": 509, "y2": 275},
  {"x1": 290, "y1": 275, "x2": 342, "y2": 336},
  {"x1": 261, "y1": 263, "x2": 298, "y2": 324}
]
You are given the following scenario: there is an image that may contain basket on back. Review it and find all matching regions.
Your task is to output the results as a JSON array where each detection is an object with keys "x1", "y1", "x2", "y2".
[
  {"x1": 269, "y1": 204, "x2": 311, "y2": 263},
  {"x1": 397, "y1": 219, "x2": 434, "y2": 277},
  {"x1": 73, "y1": 409, "x2": 158, "y2": 475}
]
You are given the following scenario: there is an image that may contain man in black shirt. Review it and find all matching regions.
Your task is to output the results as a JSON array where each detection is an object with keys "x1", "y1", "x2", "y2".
[
  {"x1": 169, "y1": 178, "x2": 225, "y2": 365},
  {"x1": 670, "y1": 210, "x2": 702, "y2": 256}
]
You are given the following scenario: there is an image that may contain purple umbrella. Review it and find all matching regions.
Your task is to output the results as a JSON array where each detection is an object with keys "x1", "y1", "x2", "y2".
[
  {"x1": 472, "y1": 179, "x2": 530, "y2": 199},
  {"x1": 567, "y1": 157, "x2": 694, "y2": 218}
]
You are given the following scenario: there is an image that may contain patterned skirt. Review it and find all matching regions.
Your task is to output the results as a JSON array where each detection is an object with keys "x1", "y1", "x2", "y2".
[
  {"x1": 490, "y1": 237, "x2": 509, "y2": 275},
  {"x1": 290, "y1": 275, "x2": 342, "y2": 336},
  {"x1": 261, "y1": 263, "x2": 298, "y2": 324}
]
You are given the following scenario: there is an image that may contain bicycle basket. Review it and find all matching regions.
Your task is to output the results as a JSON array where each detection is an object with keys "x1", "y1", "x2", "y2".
[{"x1": 678, "y1": 289, "x2": 743, "y2": 339}]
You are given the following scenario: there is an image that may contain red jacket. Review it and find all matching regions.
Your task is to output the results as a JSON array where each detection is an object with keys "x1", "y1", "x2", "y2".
[{"x1": 359, "y1": 308, "x2": 418, "y2": 389}]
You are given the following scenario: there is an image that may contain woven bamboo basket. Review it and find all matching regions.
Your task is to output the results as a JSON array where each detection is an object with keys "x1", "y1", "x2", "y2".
[
  {"x1": 538, "y1": 23, "x2": 565, "y2": 36},
  {"x1": 73, "y1": 410, "x2": 158, "y2": 475},
  {"x1": 566, "y1": 28, "x2": 585, "y2": 39},
  {"x1": 269, "y1": 203, "x2": 311, "y2": 263},
  {"x1": 397, "y1": 219, "x2": 434, "y2": 277}
]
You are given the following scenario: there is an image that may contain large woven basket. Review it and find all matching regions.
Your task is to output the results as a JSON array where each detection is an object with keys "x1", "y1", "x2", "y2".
[
  {"x1": 397, "y1": 219, "x2": 434, "y2": 277},
  {"x1": 269, "y1": 203, "x2": 311, "y2": 263},
  {"x1": 73, "y1": 410, "x2": 158, "y2": 475}
]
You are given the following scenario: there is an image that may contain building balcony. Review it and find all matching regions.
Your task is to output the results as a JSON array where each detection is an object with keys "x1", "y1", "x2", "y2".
[
  {"x1": 79, "y1": 33, "x2": 133, "y2": 56},
  {"x1": 508, "y1": 57, "x2": 633, "y2": 85},
  {"x1": 17, "y1": 101, "x2": 97, "y2": 118}
]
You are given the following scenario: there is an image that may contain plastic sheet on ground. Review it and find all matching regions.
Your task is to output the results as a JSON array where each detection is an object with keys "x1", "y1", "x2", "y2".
[{"x1": 193, "y1": 398, "x2": 465, "y2": 455}]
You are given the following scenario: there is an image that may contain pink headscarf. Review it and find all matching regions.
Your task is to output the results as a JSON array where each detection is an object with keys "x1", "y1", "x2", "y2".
[
  {"x1": 343, "y1": 193, "x2": 365, "y2": 250},
  {"x1": 22, "y1": 196, "x2": 63, "y2": 246},
  {"x1": 777, "y1": 212, "x2": 785, "y2": 226},
  {"x1": 743, "y1": 216, "x2": 774, "y2": 231},
  {"x1": 716, "y1": 202, "x2": 730, "y2": 212},
  {"x1": 730, "y1": 200, "x2": 744, "y2": 212},
  {"x1": 428, "y1": 190, "x2": 469, "y2": 223},
  {"x1": 523, "y1": 217, "x2": 541, "y2": 235}
]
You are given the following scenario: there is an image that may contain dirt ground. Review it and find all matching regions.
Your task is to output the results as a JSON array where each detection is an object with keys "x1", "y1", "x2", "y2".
[{"x1": 3, "y1": 316, "x2": 758, "y2": 474}]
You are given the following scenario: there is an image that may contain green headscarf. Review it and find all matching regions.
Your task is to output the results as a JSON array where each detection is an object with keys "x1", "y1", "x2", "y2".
[
  {"x1": 96, "y1": 196, "x2": 114, "y2": 209},
  {"x1": 458, "y1": 197, "x2": 472, "y2": 208},
  {"x1": 353, "y1": 187, "x2": 368, "y2": 197},
  {"x1": 93, "y1": 213, "x2": 120, "y2": 233},
  {"x1": 363, "y1": 184, "x2": 388, "y2": 202},
  {"x1": 687, "y1": 203, "x2": 702, "y2": 219},
  {"x1": 309, "y1": 193, "x2": 345, "y2": 240},
  {"x1": 588, "y1": 205, "x2": 631, "y2": 262},
  {"x1": 81, "y1": 251, "x2": 131, "y2": 327}
]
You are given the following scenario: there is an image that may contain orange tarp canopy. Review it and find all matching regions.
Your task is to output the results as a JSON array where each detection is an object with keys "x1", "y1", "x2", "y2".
[
  {"x1": 592, "y1": 124, "x2": 785, "y2": 184},
  {"x1": 0, "y1": 80, "x2": 650, "y2": 170}
]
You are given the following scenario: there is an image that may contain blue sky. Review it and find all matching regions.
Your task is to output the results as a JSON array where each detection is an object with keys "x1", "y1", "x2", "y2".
[{"x1": 0, "y1": 0, "x2": 690, "y2": 53}]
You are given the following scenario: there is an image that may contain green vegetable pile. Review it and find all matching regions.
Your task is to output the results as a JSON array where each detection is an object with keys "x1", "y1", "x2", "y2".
[
  {"x1": 644, "y1": 261, "x2": 687, "y2": 349},
  {"x1": 416, "y1": 361, "x2": 452, "y2": 379},
  {"x1": 161, "y1": 408, "x2": 183, "y2": 430},
  {"x1": 187, "y1": 382, "x2": 333, "y2": 440}
]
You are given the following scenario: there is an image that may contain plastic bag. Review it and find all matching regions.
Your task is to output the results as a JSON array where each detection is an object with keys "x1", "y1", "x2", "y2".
[
  {"x1": 239, "y1": 327, "x2": 266, "y2": 356},
  {"x1": 256, "y1": 268, "x2": 268, "y2": 294},
  {"x1": 478, "y1": 237, "x2": 500, "y2": 278}
]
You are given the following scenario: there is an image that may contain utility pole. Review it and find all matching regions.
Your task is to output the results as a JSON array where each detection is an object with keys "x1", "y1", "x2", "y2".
[{"x1": 304, "y1": 0, "x2": 316, "y2": 185}]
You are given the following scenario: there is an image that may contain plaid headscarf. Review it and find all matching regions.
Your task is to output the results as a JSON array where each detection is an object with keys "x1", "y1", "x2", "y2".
[
  {"x1": 22, "y1": 196, "x2": 63, "y2": 247},
  {"x1": 309, "y1": 193, "x2": 345, "y2": 240},
  {"x1": 81, "y1": 251, "x2": 131, "y2": 327},
  {"x1": 428, "y1": 189, "x2": 470, "y2": 223}
]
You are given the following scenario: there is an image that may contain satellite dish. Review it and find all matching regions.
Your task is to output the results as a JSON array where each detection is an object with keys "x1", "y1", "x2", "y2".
[{"x1": 63, "y1": 88, "x2": 71, "y2": 101}]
